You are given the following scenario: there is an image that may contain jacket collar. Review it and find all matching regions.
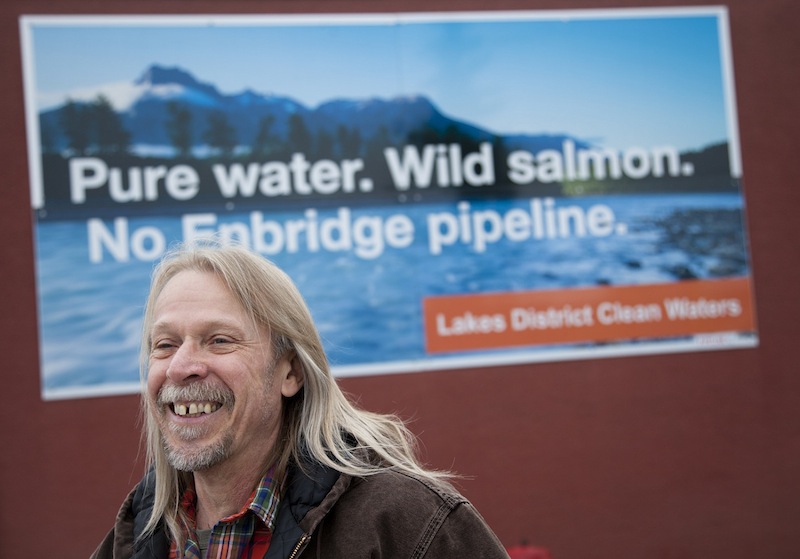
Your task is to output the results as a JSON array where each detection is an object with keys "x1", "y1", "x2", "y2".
[{"x1": 126, "y1": 458, "x2": 347, "y2": 559}]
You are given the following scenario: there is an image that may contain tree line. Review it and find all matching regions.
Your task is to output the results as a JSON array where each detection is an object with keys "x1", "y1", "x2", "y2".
[{"x1": 41, "y1": 95, "x2": 508, "y2": 167}]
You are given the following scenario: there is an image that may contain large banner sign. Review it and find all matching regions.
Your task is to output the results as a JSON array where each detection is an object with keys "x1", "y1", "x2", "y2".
[{"x1": 20, "y1": 8, "x2": 757, "y2": 399}]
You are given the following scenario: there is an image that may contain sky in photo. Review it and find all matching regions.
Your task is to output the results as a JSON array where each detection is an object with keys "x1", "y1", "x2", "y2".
[{"x1": 24, "y1": 9, "x2": 733, "y2": 151}]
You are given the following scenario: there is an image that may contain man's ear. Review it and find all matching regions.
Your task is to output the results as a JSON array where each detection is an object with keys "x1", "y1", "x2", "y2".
[{"x1": 280, "y1": 352, "x2": 304, "y2": 398}]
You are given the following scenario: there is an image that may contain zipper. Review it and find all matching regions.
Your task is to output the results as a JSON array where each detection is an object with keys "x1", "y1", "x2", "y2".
[{"x1": 287, "y1": 533, "x2": 311, "y2": 559}]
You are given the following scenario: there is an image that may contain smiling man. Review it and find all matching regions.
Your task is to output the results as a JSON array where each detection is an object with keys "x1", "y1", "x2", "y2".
[{"x1": 92, "y1": 243, "x2": 509, "y2": 559}]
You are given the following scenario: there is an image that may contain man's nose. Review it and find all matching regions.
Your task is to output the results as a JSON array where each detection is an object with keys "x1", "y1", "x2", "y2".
[{"x1": 166, "y1": 341, "x2": 209, "y2": 383}]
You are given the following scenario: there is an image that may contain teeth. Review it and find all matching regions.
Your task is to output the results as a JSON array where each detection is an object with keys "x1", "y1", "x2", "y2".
[{"x1": 172, "y1": 402, "x2": 220, "y2": 417}]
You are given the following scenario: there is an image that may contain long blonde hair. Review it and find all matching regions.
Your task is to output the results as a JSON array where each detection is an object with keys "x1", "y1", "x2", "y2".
[{"x1": 139, "y1": 242, "x2": 450, "y2": 545}]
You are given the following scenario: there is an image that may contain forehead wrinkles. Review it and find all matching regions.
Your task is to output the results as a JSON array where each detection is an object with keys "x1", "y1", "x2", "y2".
[
  {"x1": 147, "y1": 269, "x2": 275, "y2": 352},
  {"x1": 150, "y1": 316, "x2": 246, "y2": 335},
  {"x1": 150, "y1": 274, "x2": 245, "y2": 330}
]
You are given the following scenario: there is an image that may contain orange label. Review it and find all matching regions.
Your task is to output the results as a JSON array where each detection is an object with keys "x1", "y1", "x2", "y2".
[{"x1": 423, "y1": 277, "x2": 755, "y2": 353}]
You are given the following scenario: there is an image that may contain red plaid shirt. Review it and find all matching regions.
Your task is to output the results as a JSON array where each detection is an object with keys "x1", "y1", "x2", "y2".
[{"x1": 170, "y1": 467, "x2": 282, "y2": 559}]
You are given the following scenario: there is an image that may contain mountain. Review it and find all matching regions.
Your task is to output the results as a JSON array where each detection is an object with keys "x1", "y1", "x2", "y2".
[
  {"x1": 38, "y1": 64, "x2": 580, "y2": 157},
  {"x1": 135, "y1": 65, "x2": 218, "y2": 97}
]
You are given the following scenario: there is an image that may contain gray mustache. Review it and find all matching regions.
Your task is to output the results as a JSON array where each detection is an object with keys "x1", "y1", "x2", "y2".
[{"x1": 157, "y1": 383, "x2": 234, "y2": 407}]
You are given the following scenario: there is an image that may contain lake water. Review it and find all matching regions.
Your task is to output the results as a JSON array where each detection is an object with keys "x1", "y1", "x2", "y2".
[{"x1": 34, "y1": 192, "x2": 751, "y2": 396}]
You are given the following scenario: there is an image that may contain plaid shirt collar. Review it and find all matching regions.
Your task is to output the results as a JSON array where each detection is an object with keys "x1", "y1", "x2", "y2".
[
  {"x1": 174, "y1": 465, "x2": 283, "y2": 558},
  {"x1": 247, "y1": 466, "x2": 283, "y2": 531},
  {"x1": 181, "y1": 464, "x2": 282, "y2": 529}
]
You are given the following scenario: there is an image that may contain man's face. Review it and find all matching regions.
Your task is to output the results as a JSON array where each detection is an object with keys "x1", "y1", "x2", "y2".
[{"x1": 146, "y1": 269, "x2": 302, "y2": 473}]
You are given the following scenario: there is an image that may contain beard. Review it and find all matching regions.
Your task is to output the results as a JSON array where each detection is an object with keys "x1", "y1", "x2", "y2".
[
  {"x1": 152, "y1": 364, "x2": 278, "y2": 472},
  {"x1": 162, "y1": 426, "x2": 234, "y2": 472},
  {"x1": 155, "y1": 382, "x2": 236, "y2": 472}
]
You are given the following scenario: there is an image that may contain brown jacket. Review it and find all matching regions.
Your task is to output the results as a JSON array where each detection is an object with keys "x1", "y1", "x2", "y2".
[{"x1": 91, "y1": 461, "x2": 510, "y2": 559}]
